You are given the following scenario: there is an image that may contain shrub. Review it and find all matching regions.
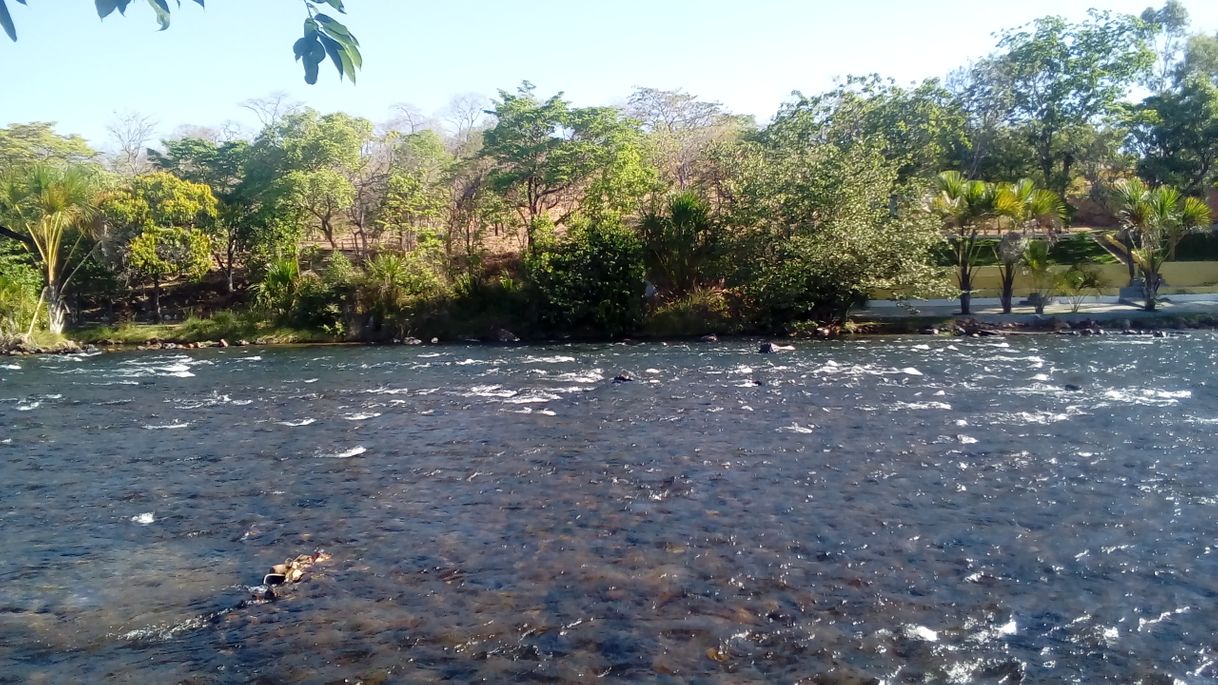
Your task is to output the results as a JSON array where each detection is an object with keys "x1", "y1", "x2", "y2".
[
  {"x1": 644, "y1": 286, "x2": 734, "y2": 337},
  {"x1": 525, "y1": 218, "x2": 645, "y2": 337},
  {"x1": 355, "y1": 251, "x2": 447, "y2": 338}
]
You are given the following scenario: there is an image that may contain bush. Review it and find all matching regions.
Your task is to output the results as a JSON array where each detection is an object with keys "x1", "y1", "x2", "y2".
[
  {"x1": 738, "y1": 235, "x2": 871, "y2": 330},
  {"x1": 643, "y1": 287, "x2": 734, "y2": 337},
  {"x1": 355, "y1": 251, "x2": 448, "y2": 338},
  {"x1": 526, "y1": 219, "x2": 646, "y2": 337}
]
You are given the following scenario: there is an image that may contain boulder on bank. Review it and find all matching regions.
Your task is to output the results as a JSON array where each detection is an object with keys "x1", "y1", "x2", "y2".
[{"x1": 494, "y1": 328, "x2": 520, "y2": 343}]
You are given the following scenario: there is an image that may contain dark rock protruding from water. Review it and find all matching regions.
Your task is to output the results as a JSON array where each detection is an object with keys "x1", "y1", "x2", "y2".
[
  {"x1": 759, "y1": 342, "x2": 775, "y2": 354},
  {"x1": 612, "y1": 373, "x2": 634, "y2": 384},
  {"x1": 495, "y1": 329, "x2": 520, "y2": 343},
  {"x1": 1063, "y1": 384, "x2": 1082, "y2": 392},
  {"x1": 699, "y1": 334, "x2": 719, "y2": 343}
]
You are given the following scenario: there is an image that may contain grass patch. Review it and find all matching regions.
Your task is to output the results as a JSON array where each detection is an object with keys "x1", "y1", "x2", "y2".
[{"x1": 73, "y1": 310, "x2": 337, "y2": 345}]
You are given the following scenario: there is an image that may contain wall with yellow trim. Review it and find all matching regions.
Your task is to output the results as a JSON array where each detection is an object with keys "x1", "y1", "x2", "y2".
[
  {"x1": 964, "y1": 262, "x2": 1218, "y2": 297},
  {"x1": 875, "y1": 262, "x2": 1218, "y2": 299}
]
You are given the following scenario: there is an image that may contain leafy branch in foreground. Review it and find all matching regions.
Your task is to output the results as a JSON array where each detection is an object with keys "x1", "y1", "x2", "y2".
[{"x1": 0, "y1": 0, "x2": 360, "y2": 85}]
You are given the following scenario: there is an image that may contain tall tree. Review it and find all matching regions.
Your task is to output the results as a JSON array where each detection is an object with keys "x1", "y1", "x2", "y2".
[
  {"x1": 481, "y1": 83, "x2": 649, "y2": 251},
  {"x1": 149, "y1": 137, "x2": 251, "y2": 291},
  {"x1": 991, "y1": 10, "x2": 1154, "y2": 194},
  {"x1": 0, "y1": 122, "x2": 96, "y2": 168},
  {"x1": 1109, "y1": 178, "x2": 1210, "y2": 311},
  {"x1": 772, "y1": 76, "x2": 968, "y2": 185},
  {"x1": 1129, "y1": 77, "x2": 1218, "y2": 195},
  {"x1": 0, "y1": 165, "x2": 101, "y2": 333},
  {"x1": 1177, "y1": 33, "x2": 1218, "y2": 87},
  {"x1": 101, "y1": 172, "x2": 218, "y2": 321},
  {"x1": 1141, "y1": 1, "x2": 1191, "y2": 93},
  {"x1": 930, "y1": 171, "x2": 1004, "y2": 316},
  {"x1": 627, "y1": 87, "x2": 750, "y2": 189}
]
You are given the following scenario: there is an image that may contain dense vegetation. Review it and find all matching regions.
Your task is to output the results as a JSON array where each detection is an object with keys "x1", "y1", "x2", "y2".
[{"x1": 3, "y1": 2, "x2": 1218, "y2": 341}]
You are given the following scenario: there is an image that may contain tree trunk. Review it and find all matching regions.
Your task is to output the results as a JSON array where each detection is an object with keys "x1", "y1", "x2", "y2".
[
  {"x1": 1122, "y1": 234, "x2": 1137, "y2": 286},
  {"x1": 46, "y1": 292, "x2": 67, "y2": 335},
  {"x1": 958, "y1": 261, "x2": 973, "y2": 315},
  {"x1": 999, "y1": 265, "x2": 1015, "y2": 314},
  {"x1": 153, "y1": 281, "x2": 163, "y2": 323},
  {"x1": 1143, "y1": 272, "x2": 1158, "y2": 312}
]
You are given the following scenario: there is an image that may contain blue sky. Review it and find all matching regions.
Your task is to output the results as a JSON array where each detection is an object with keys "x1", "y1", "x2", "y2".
[{"x1": 3, "y1": 0, "x2": 1218, "y2": 149}]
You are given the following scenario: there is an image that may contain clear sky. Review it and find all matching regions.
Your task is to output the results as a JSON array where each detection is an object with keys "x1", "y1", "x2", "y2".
[{"x1": 3, "y1": 0, "x2": 1218, "y2": 149}]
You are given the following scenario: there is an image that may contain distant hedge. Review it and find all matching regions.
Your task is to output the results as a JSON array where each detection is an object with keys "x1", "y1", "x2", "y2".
[{"x1": 932, "y1": 233, "x2": 1116, "y2": 267}]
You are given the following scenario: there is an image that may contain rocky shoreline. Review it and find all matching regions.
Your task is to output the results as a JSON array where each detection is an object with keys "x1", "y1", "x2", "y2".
[{"x1": 3, "y1": 313, "x2": 1212, "y2": 358}]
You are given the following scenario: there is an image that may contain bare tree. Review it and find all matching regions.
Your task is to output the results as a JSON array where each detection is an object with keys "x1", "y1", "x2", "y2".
[
  {"x1": 626, "y1": 87, "x2": 745, "y2": 189},
  {"x1": 444, "y1": 93, "x2": 489, "y2": 157},
  {"x1": 106, "y1": 111, "x2": 158, "y2": 176},
  {"x1": 240, "y1": 91, "x2": 303, "y2": 129},
  {"x1": 385, "y1": 102, "x2": 430, "y2": 135}
]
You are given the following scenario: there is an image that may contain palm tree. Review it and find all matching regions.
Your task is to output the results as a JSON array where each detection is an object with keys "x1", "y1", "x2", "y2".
[
  {"x1": 0, "y1": 165, "x2": 100, "y2": 334},
  {"x1": 931, "y1": 171, "x2": 1000, "y2": 315},
  {"x1": 1021, "y1": 239, "x2": 1056, "y2": 315},
  {"x1": 1111, "y1": 179, "x2": 1211, "y2": 311},
  {"x1": 992, "y1": 179, "x2": 1066, "y2": 314}
]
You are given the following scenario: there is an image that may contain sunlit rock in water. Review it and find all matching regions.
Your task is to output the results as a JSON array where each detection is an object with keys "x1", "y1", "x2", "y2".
[{"x1": 0, "y1": 336, "x2": 1215, "y2": 682}]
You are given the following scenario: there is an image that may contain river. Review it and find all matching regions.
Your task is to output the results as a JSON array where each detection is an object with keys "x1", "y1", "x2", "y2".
[{"x1": 1, "y1": 336, "x2": 1216, "y2": 683}]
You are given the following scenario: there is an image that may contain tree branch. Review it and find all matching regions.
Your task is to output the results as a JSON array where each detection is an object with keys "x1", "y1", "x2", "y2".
[{"x1": 0, "y1": 223, "x2": 33, "y2": 249}]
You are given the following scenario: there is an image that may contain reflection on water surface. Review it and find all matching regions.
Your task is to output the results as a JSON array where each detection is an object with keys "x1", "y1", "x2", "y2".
[{"x1": 1, "y1": 336, "x2": 1216, "y2": 683}]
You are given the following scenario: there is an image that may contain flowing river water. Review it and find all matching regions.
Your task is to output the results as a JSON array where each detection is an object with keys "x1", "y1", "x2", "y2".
[{"x1": 1, "y1": 336, "x2": 1216, "y2": 684}]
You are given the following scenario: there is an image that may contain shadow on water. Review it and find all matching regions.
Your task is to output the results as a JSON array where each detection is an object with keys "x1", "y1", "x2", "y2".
[{"x1": 1, "y1": 336, "x2": 1217, "y2": 682}]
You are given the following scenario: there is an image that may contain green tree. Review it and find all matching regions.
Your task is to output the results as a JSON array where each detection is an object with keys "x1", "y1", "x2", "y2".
[
  {"x1": 0, "y1": 165, "x2": 100, "y2": 333},
  {"x1": 482, "y1": 82, "x2": 649, "y2": 251},
  {"x1": 526, "y1": 219, "x2": 646, "y2": 337},
  {"x1": 0, "y1": 122, "x2": 96, "y2": 168},
  {"x1": 0, "y1": 0, "x2": 360, "y2": 85},
  {"x1": 1177, "y1": 32, "x2": 1218, "y2": 85},
  {"x1": 379, "y1": 130, "x2": 454, "y2": 252},
  {"x1": 638, "y1": 191, "x2": 720, "y2": 297},
  {"x1": 720, "y1": 132, "x2": 944, "y2": 326},
  {"x1": 772, "y1": 75, "x2": 969, "y2": 185},
  {"x1": 1140, "y1": 1, "x2": 1191, "y2": 93},
  {"x1": 1129, "y1": 77, "x2": 1218, "y2": 195},
  {"x1": 149, "y1": 137, "x2": 251, "y2": 291},
  {"x1": 992, "y1": 179, "x2": 1066, "y2": 313},
  {"x1": 1110, "y1": 178, "x2": 1211, "y2": 311},
  {"x1": 930, "y1": 171, "x2": 1003, "y2": 315},
  {"x1": 1021, "y1": 239, "x2": 1058, "y2": 315},
  {"x1": 101, "y1": 171, "x2": 218, "y2": 320},
  {"x1": 991, "y1": 10, "x2": 1154, "y2": 193},
  {"x1": 243, "y1": 110, "x2": 372, "y2": 252},
  {"x1": 126, "y1": 226, "x2": 211, "y2": 321}
]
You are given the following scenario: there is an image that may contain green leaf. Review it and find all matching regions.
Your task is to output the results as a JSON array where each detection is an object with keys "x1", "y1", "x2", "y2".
[
  {"x1": 313, "y1": 13, "x2": 354, "y2": 40},
  {"x1": 0, "y1": 1, "x2": 16, "y2": 41},
  {"x1": 317, "y1": 33, "x2": 345, "y2": 79},
  {"x1": 303, "y1": 56, "x2": 320, "y2": 85},
  {"x1": 314, "y1": 0, "x2": 346, "y2": 14},
  {"x1": 146, "y1": 0, "x2": 171, "y2": 29},
  {"x1": 292, "y1": 35, "x2": 312, "y2": 60},
  {"x1": 95, "y1": 0, "x2": 119, "y2": 18},
  {"x1": 323, "y1": 29, "x2": 361, "y2": 67}
]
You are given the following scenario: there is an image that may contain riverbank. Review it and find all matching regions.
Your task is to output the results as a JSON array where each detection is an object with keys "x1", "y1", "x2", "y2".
[{"x1": 9, "y1": 294, "x2": 1218, "y2": 357}]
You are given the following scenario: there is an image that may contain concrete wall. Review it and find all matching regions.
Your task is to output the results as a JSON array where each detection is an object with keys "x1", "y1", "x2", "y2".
[{"x1": 962, "y1": 261, "x2": 1218, "y2": 297}]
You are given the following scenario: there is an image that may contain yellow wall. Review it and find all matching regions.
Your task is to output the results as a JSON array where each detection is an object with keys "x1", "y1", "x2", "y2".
[{"x1": 964, "y1": 262, "x2": 1218, "y2": 297}]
